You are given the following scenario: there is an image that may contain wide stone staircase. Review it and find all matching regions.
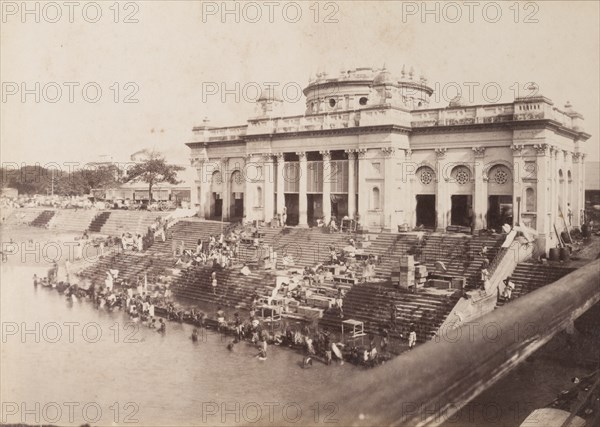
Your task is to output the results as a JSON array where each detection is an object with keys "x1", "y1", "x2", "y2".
[
  {"x1": 496, "y1": 262, "x2": 576, "y2": 307},
  {"x1": 88, "y1": 211, "x2": 111, "y2": 232},
  {"x1": 30, "y1": 210, "x2": 55, "y2": 227},
  {"x1": 418, "y1": 233, "x2": 504, "y2": 287},
  {"x1": 171, "y1": 264, "x2": 271, "y2": 309},
  {"x1": 50, "y1": 209, "x2": 98, "y2": 233},
  {"x1": 0, "y1": 208, "x2": 46, "y2": 226},
  {"x1": 170, "y1": 219, "x2": 228, "y2": 250},
  {"x1": 319, "y1": 282, "x2": 461, "y2": 344},
  {"x1": 240, "y1": 227, "x2": 356, "y2": 269},
  {"x1": 95, "y1": 211, "x2": 168, "y2": 236},
  {"x1": 364, "y1": 233, "x2": 421, "y2": 278}
]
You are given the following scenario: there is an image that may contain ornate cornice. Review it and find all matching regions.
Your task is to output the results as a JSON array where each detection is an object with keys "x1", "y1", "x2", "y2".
[
  {"x1": 261, "y1": 153, "x2": 274, "y2": 163},
  {"x1": 435, "y1": 148, "x2": 447, "y2": 159},
  {"x1": 345, "y1": 149, "x2": 357, "y2": 160},
  {"x1": 319, "y1": 150, "x2": 331, "y2": 161},
  {"x1": 381, "y1": 147, "x2": 396, "y2": 157},
  {"x1": 533, "y1": 144, "x2": 548, "y2": 156},
  {"x1": 472, "y1": 146, "x2": 486, "y2": 158},
  {"x1": 510, "y1": 144, "x2": 525, "y2": 156}
]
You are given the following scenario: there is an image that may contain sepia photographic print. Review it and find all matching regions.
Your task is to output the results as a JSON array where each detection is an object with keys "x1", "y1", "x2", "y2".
[{"x1": 1, "y1": 1, "x2": 599, "y2": 426}]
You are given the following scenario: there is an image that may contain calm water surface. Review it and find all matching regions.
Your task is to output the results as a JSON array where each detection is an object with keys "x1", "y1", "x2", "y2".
[{"x1": 1, "y1": 262, "x2": 356, "y2": 426}]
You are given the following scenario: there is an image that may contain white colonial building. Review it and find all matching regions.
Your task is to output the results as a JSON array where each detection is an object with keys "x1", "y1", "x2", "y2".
[{"x1": 187, "y1": 67, "x2": 590, "y2": 251}]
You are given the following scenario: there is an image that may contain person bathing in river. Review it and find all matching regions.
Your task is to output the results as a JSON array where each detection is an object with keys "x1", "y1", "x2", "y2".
[
  {"x1": 191, "y1": 328, "x2": 199, "y2": 342},
  {"x1": 157, "y1": 318, "x2": 166, "y2": 334}
]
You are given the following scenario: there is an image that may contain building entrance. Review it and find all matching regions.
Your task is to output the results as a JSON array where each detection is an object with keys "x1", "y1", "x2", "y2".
[
  {"x1": 416, "y1": 195, "x2": 436, "y2": 229},
  {"x1": 307, "y1": 194, "x2": 323, "y2": 225},
  {"x1": 488, "y1": 195, "x2": 513, "y2": 231},
  {"x1": 284, "y1": 194, "x2": 299, "y2": 226},
  {"x1": 451, "y1": 195, "x2": 472, "y2": 227},
  {"x1": 211, "y1": 193, "x2": 223, "y2": 220},
  {"x1": 231, "y1": 193, "x2": 244, "y2": 221}
]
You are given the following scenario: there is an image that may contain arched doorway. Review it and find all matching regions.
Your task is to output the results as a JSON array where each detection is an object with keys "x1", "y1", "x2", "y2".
[
  {"x1": 414, "y1": 166, "x2": 436, "y2": 229},
  {"x1": 487, "y1": 164, "x2": 513, "y2": 231},
  {"x1": 230, "y1": 170, "x2": 244, "y2": 220},
  {"x1": 210, "y1": 171, "x2": 223, "y2": 220}
]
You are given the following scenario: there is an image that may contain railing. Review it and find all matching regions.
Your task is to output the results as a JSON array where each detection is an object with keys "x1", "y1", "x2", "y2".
[{"x1": 315, "y1": 259, "x2": 600, "y2": 426}]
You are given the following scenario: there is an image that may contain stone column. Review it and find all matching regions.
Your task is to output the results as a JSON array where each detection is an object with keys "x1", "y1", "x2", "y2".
[
  {"x1": 552, "y1": 148, "x2": 560, "y2": 229},
  {"x1": 404, "y1": 149, "x2": 416, "y2": 229},
  {"x1": 346, "y1": 150, "x2": 357, "y2": 220},
  {"x1": 221, "y1": 158, "x2": 230, "y2": 220},
  {"x1": 382, "y1": 147, "x2": 406, "y2": 231},
  {"x1": 297, "y1": 151, "x2": 308, "y2": 226},
  {"x1": 244, "y1": 154, "x2": 256, "y2": 221},
  {"x1": 321, "y1": 150, "x2": 332, "y2": 224},
  {"x1": 192, "y1": 158, "x2": 206, "y2": 218},
  {"x1": 275, "y1": 152, "x2": 285, "y2": 217},
  {"x1": 203, "y1": 159, "x2": 219, "y2": 220},
  {"x1": 571, "y1": 152, "x2": 581, "y2": 226},
  {"x1": 562, "y1": 150, "x2": 571, "y2": 228},
  {"x1": 511, "y1": 145, "x2": 526, "y2": 227},
  {"x1": 356, "y1": 148, "x2": 368, "y2": 223},
  {"x1": 534, "y1": 144, "x2": 549, "y2": 249},
  {"x1": 435, "y1": 148, "x2": 447, "y2": 231},
  {"x1": 472, "y1": 146, "x2": 487, "y2": 230},
  {"x1": 262, "y1": 154, "x2": 275, "y2": 223}
]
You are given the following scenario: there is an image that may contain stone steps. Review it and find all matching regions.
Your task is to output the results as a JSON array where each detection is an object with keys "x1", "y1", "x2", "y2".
[
  {"x1": 496, "y1": 262, "x2": 576, "y2": 307},
  {"x1": 30, "y1": 210, "x2": 55, "y2": 227}
]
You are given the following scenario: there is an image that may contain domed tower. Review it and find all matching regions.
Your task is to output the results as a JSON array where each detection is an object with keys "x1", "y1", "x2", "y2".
[
  {"x1": 302, "y1": 66, "x2": 433, "y2": 114},
  {"x1": 254, "y1": 86, "x2": 284, "y2": 118},
  {"x1": 396, "y1": 65, "x2": 433, "y2": 109}
]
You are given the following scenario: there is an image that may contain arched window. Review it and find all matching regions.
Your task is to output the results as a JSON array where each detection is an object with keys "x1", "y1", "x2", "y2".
[
  {"x1": 231, "y1": 170, "x2": 244, "y2": 193},
  {"x1": 371, "y1": 187, "x2": 380, "y2": 210},
  {"x1": 489, "y1": 165, "x2": 511, "y2": 185},
  {"x1": 416, "y1": 166, "x2": 435, "y2": 185},
  {"x1": 451, "y1": 166, "x2": 471, "y2": 185},
  {"x1": 212, "y1": 171, "x2": 222, "y2": 184},
  {"x1": 525, "y1": 188, "x2": 536, "y2": 212}
]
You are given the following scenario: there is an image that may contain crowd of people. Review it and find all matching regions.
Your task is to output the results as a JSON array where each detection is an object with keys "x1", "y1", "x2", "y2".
[{"x1": 173, "y1": 231, "x2": 241, "y2": 271}]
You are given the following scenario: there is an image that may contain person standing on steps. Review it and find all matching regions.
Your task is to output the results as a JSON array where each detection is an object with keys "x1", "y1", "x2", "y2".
[
  {"x1": 211, "y1": 271, "x2": 217, "y2": 295},
  {"x1": 408, "y1": 325, "x2": 417, "y2": 350},
  {"x1": 282, "y1": 206, "x2": 287, "y2": 227}
]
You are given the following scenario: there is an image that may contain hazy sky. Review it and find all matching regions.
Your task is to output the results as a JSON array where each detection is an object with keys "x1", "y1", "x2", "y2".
[{"x1": 1, "y1": 1, "x2": 598, "y2": 168}]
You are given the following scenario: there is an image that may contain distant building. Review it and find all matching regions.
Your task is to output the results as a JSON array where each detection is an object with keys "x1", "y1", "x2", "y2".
[
  {"x1": 187, "y1": 66, "x2": 591, "y2": 251},
  {"x1": 1, "y1": 187, "x2": 18, "y2": 198},
  {"x1": 585, "y1": 160, "x2": 600, "y2": 218},
  {"x1": 105, "y1": 181, "x2": 190, "y2": 205}
]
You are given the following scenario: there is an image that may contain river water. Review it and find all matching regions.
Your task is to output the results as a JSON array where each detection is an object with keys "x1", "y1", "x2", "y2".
[
  {"x1": 1, "y1": 226, "x2": 596, "y2": 426},
  {"x1": 0, "y1": 250, "x2": 356, "y2": 426}
]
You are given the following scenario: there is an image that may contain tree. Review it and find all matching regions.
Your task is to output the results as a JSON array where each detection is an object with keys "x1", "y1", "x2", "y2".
[
  {"x1": 123, "y1": 150, "x2": 184, "y2": 202},
  {"x1": 78, "y1": 164, "x2": 122, "y2": 194}
]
